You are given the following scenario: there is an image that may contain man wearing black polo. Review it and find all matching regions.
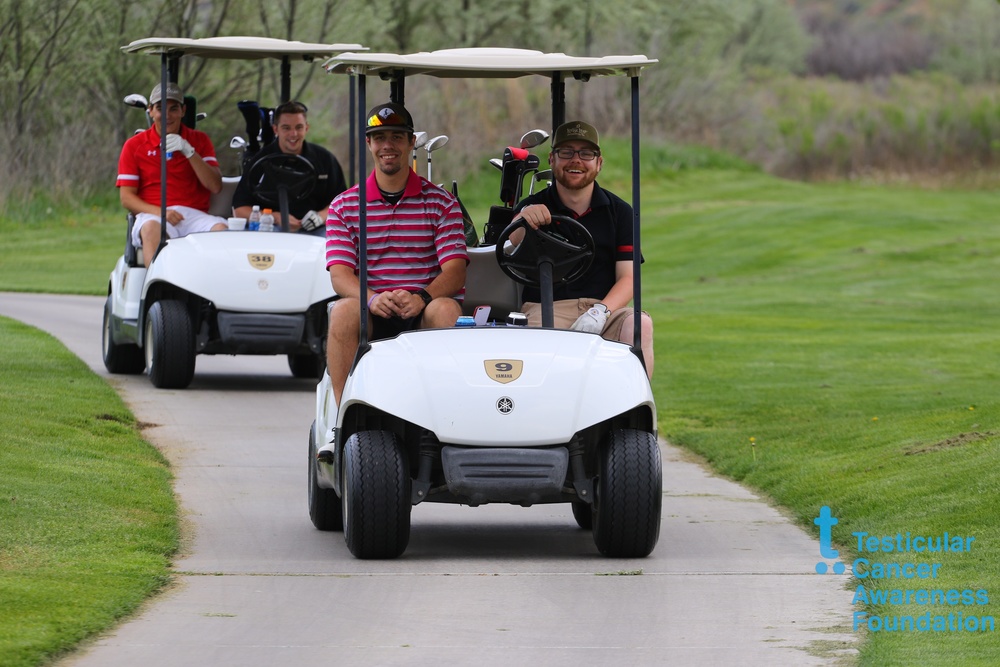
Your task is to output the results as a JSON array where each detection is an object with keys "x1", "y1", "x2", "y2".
[
  {"x1": 510, "y1": 120, "x2": 654, "y2": 378},
  {"x1": 233, "y1": 101, "x2": 347, "y2": 234}
]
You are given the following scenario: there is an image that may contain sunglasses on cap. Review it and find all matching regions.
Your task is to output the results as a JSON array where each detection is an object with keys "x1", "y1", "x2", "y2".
[{"x1": 367, "y1": 111, "x2": 410, "y2": 130}]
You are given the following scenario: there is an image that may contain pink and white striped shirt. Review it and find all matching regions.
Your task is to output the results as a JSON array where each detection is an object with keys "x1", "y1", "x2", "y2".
[{"x1": 326, "y1": 169, "x2": 468, "y2": 299}]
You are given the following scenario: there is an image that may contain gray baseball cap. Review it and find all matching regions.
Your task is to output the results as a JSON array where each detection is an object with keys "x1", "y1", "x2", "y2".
[{"x1": 149, "y1": 82, "x2": 184, "y2": 106}]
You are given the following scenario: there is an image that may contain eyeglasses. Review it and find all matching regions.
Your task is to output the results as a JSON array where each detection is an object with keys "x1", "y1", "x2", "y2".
[
  {"x1": 553, "y1": 147, "x2": 600, "y2": 161},
  {"x1": 274, "y1": 101, "x2": 308, "y2": 116}
]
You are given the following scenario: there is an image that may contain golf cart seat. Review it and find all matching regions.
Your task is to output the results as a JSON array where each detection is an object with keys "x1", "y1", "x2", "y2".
[
  {"x1": 123, "y1": 175, "x2": 241, "y2": 267},
  {"x1": 209, "y1": 176, "x2": 241, "y2": 218},
  {"x1": 462, "y1": 245, "x2": 520, "y2": 321}
]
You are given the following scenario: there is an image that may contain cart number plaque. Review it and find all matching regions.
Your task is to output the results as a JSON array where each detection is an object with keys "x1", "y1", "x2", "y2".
[
  {"x1": 248, "y1": 254, "x2": 274, "y2": 270},
  {"x1": 485, "y1": 360, "x2": 523, "y2": 384}
]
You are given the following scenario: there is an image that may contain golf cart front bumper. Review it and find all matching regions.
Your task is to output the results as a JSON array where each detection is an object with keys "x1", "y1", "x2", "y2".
[
  {"x1": 441, "y1": 445, "x2": 569, "y2": 505},
  {"x1": 216, "y1": 311, "x2": 305, "y2": 353}
]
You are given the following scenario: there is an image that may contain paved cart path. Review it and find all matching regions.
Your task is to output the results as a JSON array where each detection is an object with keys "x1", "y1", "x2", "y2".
[{"x1": 1, "y1": 292, "x2": 857, "y2": 666}]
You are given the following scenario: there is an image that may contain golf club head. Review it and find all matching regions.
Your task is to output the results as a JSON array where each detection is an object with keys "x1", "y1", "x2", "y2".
[
  {"x1": 413, "y1": 131, "x2": 428, "y2": 149},
  {"x1": 196, "y1": 112, "x2": 208, "y2": 122},
  {"x1": 124, "y1": 93, "x2": 149, "y2": 109},
  {"x1": 525, "y1": 154, "x2": 541, "y2": 169},
  {"x1": 519, "y1": 128, "x2": 549, "y2": 150},
  {"x1": 426, "y1": 135, "x2": 450, "y2": 152},
  {"x1": 230, "y1": 136, "x2": 248, "y2": 150},
  {"x1": 529, "y1": 169, "x2": 553, "y2": 195},
  {"x1": 489, "y1": 158, "x2": 503, "y2": 170}
]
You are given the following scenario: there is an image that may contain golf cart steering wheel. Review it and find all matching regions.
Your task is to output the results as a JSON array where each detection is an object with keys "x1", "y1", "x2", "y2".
[
  {"x1": 244, "y1": 152, "x2": 317, "y2": 230},
  {"x1": 495, "y1": 214, "x2": 595, "y2": 288}
]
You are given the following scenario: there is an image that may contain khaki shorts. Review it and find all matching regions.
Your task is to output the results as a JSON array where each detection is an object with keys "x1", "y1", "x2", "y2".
[{"x1": 521, "y1": 298, "x2": 636, "y2": 341}]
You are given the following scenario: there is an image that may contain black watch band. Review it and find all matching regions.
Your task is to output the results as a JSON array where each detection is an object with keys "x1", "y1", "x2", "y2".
[{"x1": 417, "y1": 289, "x2": 433, "y2": 306}]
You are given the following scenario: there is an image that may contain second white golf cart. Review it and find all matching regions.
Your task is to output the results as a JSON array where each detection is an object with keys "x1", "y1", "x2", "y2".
[
  {"x1": 101, "y1": 36, "x2": 363, "y2": 388},
  {"x1": 309, "y1": 48, "x2": 661, "y2": 559}
]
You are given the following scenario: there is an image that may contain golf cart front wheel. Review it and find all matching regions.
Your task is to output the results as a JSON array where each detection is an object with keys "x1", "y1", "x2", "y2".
[
  {"x1": 102, "y1": 295, "x2": 145, "y2": 374},
  {"x1": 593, "y1": 429, "x2": 662, "y2": 558},
  {"x1": 289, "y1": 352, "x2": 325, "y2": 379},
  {"x1": 144, "y1": 299, "x2": 196, "y2": 389},
  {"x1": 342, "y1": 430, "x2": 411, "y2": 559},
  {"x1": 571, "y1": 501, "x2": 593, "y2": 530},
  {"x1": 308, "y1": 420, "x2": 343, "y2": 531}
]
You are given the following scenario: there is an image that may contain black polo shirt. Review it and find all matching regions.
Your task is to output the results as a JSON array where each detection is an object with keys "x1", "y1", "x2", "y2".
[
  {"x1": 233, "y1": 140, "x2": 347, "y2": 220},
  {"x1": 514, "y1": 183, "x2": 637, "y2": 303}
]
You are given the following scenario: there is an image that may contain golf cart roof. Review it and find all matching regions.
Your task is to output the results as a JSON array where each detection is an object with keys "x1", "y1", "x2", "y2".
[
  {"x1": 323, "y1": 48, "x2": 656, "y2": 79},
  {"x1": 122, "y1": 36, "x2": 366, "y2": 61}
]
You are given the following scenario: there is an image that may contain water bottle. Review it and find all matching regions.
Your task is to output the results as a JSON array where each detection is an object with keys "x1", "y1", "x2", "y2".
[
  {"x1": 248, "y1": 205, "x2": 261, "y2": 231},
  {"x1": 259, "y1": 208, "x2": 275, "y2": 233}
]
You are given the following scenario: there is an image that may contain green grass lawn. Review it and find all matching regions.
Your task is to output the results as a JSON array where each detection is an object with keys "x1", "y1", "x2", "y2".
[
  {"x1": 2, "y1": 143, "x2": 998, "y2": 665},
  {"x1": 0, "y1": 318, "x2": 178, "y2": 667}
]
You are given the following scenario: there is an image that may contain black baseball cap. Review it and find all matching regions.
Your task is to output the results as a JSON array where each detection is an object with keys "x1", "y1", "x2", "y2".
[{"x1": 365, "y1": 102, "x2": 414, "y2": 135}]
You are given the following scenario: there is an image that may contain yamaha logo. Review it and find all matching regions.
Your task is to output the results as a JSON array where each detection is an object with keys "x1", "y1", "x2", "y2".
[{"x1": 496, "y1": 397, "x2": 514, "y2": 415}]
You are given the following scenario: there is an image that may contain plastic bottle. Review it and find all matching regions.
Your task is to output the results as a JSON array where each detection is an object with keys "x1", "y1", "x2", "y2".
[
  {"x1": 259, "y1": 208, "x2": 275, "y2": 233},
  {"x1": 248, "y1": 205, "x2": 261, "y2": 231}
]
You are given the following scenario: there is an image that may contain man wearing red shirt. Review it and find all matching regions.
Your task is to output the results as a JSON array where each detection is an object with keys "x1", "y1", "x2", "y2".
[{"x1": 116, "y1": 82, "x2": 227, "y2": 266}]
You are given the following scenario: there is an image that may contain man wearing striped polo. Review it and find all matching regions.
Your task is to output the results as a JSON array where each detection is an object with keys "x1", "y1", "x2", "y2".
[{"x1": 325, "y1": 102, "x2": 468, "y2": 406}]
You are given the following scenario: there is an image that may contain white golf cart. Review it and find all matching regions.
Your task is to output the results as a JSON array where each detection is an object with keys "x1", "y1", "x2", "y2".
[
  {"x1": 309, "y1": 48, "x2": 660, "y2": 559},
  {"x1": 101, "y1": 36, "x2": 364, "y2": 388}
]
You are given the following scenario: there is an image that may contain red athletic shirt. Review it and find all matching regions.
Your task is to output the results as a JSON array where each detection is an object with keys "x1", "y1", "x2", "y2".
[{"x1": 116, "y1": 125, "x2": 219, "y2": 211}]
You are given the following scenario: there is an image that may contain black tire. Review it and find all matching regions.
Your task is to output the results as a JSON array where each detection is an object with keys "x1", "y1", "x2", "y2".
[
  {"x1": 571, "y1": 501, "x2": 593, "y2": 530},
  {"x1": 102, "y1": 295, "x2": 145, "y2": 374},
  {"x1": 342, "y1": 430, "x2": 410, "y2": 559},
  {"x1": 144, "y1": 299, "x2": 196, "y2": 389},
  {"x1": 593, "y1": 429, "x2": 662, "y2": 558},
  {"x1": 288, "y1": 352, "x2": 324, "y2": 380},
  {"x1": 308, "y1": 420, "x2": 343, "y2": 531}
]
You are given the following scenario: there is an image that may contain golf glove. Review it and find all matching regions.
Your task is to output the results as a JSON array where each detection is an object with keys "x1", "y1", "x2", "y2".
[
  {"x1": 571, "y1": 304, "x2": 609, "y2": 334},
  {"x1": 301, "y1": 210, "x2": 323, "y2": 232},
  {"x1": 165, "y1": 133, "x2": 195, "y2": 158}
]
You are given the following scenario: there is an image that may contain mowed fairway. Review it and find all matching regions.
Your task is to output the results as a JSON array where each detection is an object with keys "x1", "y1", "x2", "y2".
[
  {"x1": 637, "y1": 168, "x2": 1000, "y2": 665},
  {"x1": 2, "y1": 152, "x2": 999, "y2": 665}
]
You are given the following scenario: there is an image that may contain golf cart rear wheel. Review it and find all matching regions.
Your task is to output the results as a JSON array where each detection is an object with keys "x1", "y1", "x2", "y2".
[
  {"x1": 342, "y1": 430, "x2": 411, "y2": 559},
  {"x1": 102, "y1": 295, "x2": 145, "y2": 374},
  {"x1": 593, "y1": 429, "x2": 662, "y2": 558},
  {"x1": 144, "y1": 299, "x2": 196, "y2": 389},
  {"x1": 308, "y1": 420, "x2": 343, "y2": 531},
  {"x1": 288, "y1": 352, "x2": 324, "y2": 379}
]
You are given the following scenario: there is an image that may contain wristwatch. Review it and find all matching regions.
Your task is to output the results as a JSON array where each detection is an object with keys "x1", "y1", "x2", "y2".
[{"x1": 417, "y1": 289, "x2": 433, "y2": 307}]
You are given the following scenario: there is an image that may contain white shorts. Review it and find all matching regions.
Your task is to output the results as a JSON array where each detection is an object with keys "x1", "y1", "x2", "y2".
[{"x1": 132, "y1": 205, "x2": 226, "y2": 246}]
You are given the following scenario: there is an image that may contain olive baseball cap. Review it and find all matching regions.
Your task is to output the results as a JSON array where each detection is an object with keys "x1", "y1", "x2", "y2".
[{"x1": 552, "y1": 120, "x2": 600, "y2": 150}]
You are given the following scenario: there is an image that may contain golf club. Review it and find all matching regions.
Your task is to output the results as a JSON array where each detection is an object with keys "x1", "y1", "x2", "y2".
[
  {"x1": 425, "y1": 134, "x2": 449, "y2": 184},
  {"x1": 412, "y1": 131, "x2": 428, "y2": 172},
  {"x1": 489, "y1": 157, "x2": 503, "y2": 170},
  {"x1": 519, "y1": 128, "x2": 549, "y2": 150},
  {"x1": 529, "y1": 168, "x2": 553, "y2": 195},
  {"x1": 518, "y1": 153, "x2": 541, "y2": 202},
  {"x1": 123, "y1": 93, "x2": 149, "y2": 109}
]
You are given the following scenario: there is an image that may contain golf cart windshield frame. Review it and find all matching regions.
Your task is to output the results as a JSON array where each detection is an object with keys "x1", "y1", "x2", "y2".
[
  {"x1": 121, "y1": 36, "x2": 366, "y2": 262},
  {"x1": 323, "y1": 48, "x2": 656, "y2": 370}
]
